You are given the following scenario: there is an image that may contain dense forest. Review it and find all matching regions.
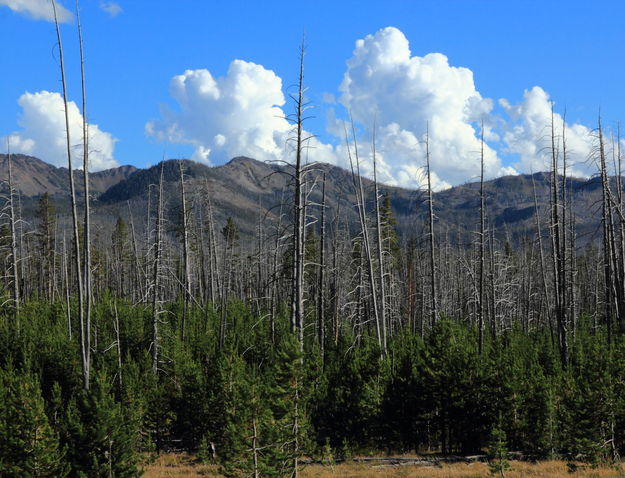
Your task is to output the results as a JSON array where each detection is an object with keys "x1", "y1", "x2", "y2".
[{"x1": 3, "y1": 2, "x2": 625, "y2": 477}]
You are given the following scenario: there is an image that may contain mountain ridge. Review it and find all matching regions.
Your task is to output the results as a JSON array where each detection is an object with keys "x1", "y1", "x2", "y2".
[
  {"x1": 0, "y1": 154, "x2": 138, "y2": 197},
  {"x1": 0, "y1": 154, "x2": 611, "y2": 247}
]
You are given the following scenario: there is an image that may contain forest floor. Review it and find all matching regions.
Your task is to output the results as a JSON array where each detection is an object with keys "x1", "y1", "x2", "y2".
[{"x1": 142, "y1": 453, "x2": 625, "y2": 477}]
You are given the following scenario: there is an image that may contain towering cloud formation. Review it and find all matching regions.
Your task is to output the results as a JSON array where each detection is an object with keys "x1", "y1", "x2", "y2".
[
  {"x1": 147, "y1": 60, "x2": 337, "y2": 166},
  {"x1": 339, "y1": 26, "x2": 515, "y2": 189},
  {"x1": 0, "y1": 0, "x2": 72, "y2": 22},
  {"x1": 5, "y1": 91, "x2": 118, "y2": 171},
  {"x1": 146, "y1": 26, "x2": 602, "y2": 188},
  {"x1": 501, "y1": 86, "x2": 595, "y2": 177},
  {"x1": 147, "y1": 61, "x2": 293, "y2": 164}
]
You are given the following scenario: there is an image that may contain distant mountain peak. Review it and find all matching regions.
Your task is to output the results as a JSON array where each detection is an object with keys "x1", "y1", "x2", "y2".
[{"x1": 0, "y1": 154, "x2": 137, "y2": 197}]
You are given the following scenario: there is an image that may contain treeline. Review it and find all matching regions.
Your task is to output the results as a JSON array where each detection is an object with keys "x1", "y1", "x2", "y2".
[{"x1": 2, "y1": 300, "x2": 625, "y2": 477}]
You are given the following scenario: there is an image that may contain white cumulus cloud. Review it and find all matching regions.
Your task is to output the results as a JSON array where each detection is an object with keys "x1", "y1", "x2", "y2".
[
  {"x1": 146, "y1": 60, "x2": 338, "y2": 166},
  {"x1": 501, "y1": 86, "x2": 595, "y2": 177},
  {"x1": 338, "y1": 26, "x2": 514, "y2": 190},
  {"x1": 0, "y1": 0, "x2": 72, "y2": 22},
  {"x1": 147, "y1": 27, "x2": 605, "y2": 189},
  {"x1": 147, "y1": 61, "x2": 293, "y2": 164},
  {"x1": 4, "y1": 91, "x2": 118, "y2": 171}
]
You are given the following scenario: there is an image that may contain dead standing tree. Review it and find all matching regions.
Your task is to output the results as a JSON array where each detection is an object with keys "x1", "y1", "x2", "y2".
[
  {"x1": 287, "y1": 40, "x2": 314, "y2": 356},
  {"x1": 3, "y1": 143, "x2": 21, "y2": 326},
  {"x1": 76, "y1": 0, "x2": 93, "y2": 388},
  {"x1": 478, "y1": 122, "x2": 486, "y2": 354},
  {"x1": 425, "y1": 125, "x2": 438, "y2": 327},
  {"x1": 151, "y1": 163, "x2": 166, "y2": 374},
  {"x1": 372, "y1": 127, "x2": 388, "y2": 354},
  {"x1": 52, "y1": 0, "x2": 88, "y2": 390},
  {"x1": 317, "y1": 172, "x2": 327, "y2": 357},
  {"x1": 179, "y1": 160, "x2": 191, "y2": 340},
  {"x1": 549, "y1": 105, "x2": 567, "y2": 365},
  {"x1": 344, "y1": 120, "x2": 385, "y2": 357},
  {"x1": 284, "y1": 43, "x2": 306, "y2": 354}
]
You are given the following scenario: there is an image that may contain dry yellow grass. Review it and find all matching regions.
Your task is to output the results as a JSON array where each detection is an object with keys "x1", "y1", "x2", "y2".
[
  {"x1": 142, "y1": 454, "x2": 625, "y2": 478},
  {"x1": 142, "y1": 453, "x2": 219, "y2": 477}
]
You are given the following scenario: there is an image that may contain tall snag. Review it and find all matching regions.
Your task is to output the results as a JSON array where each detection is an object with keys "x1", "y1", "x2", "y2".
[
  {"x1": 372, "y1": 127, "x2": 388, "y2": 354},
  {"x1": 76, "y1": 0, "x2": 92, "y2": 388},
  {"x1": 5, "y1": 143, "x2": 20, "y2": 325},
  {"x1": 52, "y1": 0, "x2": 87, "y2": 389},
  {"x1": 345, "y1": 119, "x2": 384, "y2": 357},
  {"x1": 151, "y1": 163, "x2": 165, "y2": 374},
  {"x1": 478, "y1": 122, "x2": 485, "y2": 354},
  {"x1": 179, "y1": 160, "x2": 191, "y2": 340},
  {"x1": 290, "y1": 41, "x2": 306, "y2": 354},
  {"x1": 549, "y1": 104, "x2": 567, "y2": 365},
  {"x1": 425, "y1": 125, "x2": 438, "y2": 327},
  {"x1": 598, "y1": 116, "x2": 615, "y2": 345},
  {"x1": 317, "y1": 172, "x2": 326, "y2": 357}
]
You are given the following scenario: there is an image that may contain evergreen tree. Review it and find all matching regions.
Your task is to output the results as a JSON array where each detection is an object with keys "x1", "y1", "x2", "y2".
[
  {"x1": 0, "y1": 368, "x2": 68, "y2": 477},
  {"x1": 268, "y1": 336, "x2": 308, "y2": 477},
  {"x1": 64, "y1": 372, "x2": 140, "y2": 477},
  {"x1": 217, "y1": 353, "x2": 256, "y2": 477},
  {"x1": 488, "y1": 425, "x2": 511, "y2": 477}
]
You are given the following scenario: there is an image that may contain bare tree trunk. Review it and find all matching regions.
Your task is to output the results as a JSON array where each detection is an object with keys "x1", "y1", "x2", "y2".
[
  {"x1": 291, "y1": 41, "x2": 306, "y2": 355},
  {"x1": 220, "y1": 226, "x2": 234, "y2": 348},
  {"x1": 151, "y1": 163, "x2": 165, "y2": 374},
  {"x1": 270, "y1": 188, "x2": 286, "y2": 343},
  {"x1": 598, "y1": 117, "x2": 613, "y2": 345},
  {"x1": 204, "y1": 182, "x2": 220, "y2": 306},
  {"x1": 332, "y1": 200, "x2": 342, "y2": 346},
  {"x1": 570, "y1": 209, "x2": 578, "y2": 341},
  {"x1": 372, "y1": 130, "x2": 388, "y2": 354},
  {"x1": 532, "y1": 174, "x2": 554, "y2": 340},
  {"x1": 560, "y1": 112, "x2": 569, "y2": 364},
  {"x1": 6, "y1": 145, "x2": 20, "y2": 324},
  {"x1": 478, "y1": 123, "x2": 485, "y2": 354},
  {"x1": 426, "y1": 126, "x2": 438, "y2": 327},
  {"x1": 617, "y1": 125, "x2": 625, "y2": 334},
  {"x1": 256, "y1": 197, "x2": 264, "y2": 312},
  {"x1": 607, "y1": 134, "x2": 624, "y2": 334},
  {"x1": 549, "y1": 105, "x2": 567, "y2": 365},
  {"x1": 317, "y1": 173, "x2": 326, "y2": 358},
  {"x1": 489, "y1": 228, "x2": 497, "y2": 337},
  {"x1": 345, "y1": 121, "x2": 384, "y2": 356},
  {"x1": 179, "y1": 160, "x2": 191, "y2": 340},
  {"x1": 53, "y1": 0, "x2": 87, "y2": 389},
  {"x1": 63, "y1": 233, "x2": 72, "y2": 338},
  {"x1": 144, "y1": 187, "x2": 153, "y2": 302},
  {"x1": 76, "y1": 0, "x2": 92, "y2": 388}
]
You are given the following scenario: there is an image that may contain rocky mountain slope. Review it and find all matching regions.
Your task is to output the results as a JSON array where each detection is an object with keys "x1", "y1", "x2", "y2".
[
  {"x1": 0, "y1": 154, "x2": 137, "y2": 197},
  {"x1": 0, "y1": 154, "x2": 610, "y2": 247}
]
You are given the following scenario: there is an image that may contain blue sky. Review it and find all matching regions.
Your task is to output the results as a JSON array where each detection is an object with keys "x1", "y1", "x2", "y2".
[{"x1": 1, "y1": 0, "x2": 624, "y2": 188}]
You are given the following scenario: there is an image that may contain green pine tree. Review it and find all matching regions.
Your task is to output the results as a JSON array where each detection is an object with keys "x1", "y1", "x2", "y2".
[
  {"x1": 0, "y1": 368, "x2": 68, "y2": 477},
  {"x1": 488, "y1": 425, "x2": 511, "y2": 478},
  {"x1": 64, "y1": 372, "x2": 141, "y2": 477}
]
